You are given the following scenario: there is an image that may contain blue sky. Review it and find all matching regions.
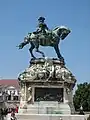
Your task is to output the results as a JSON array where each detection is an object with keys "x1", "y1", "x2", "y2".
[{"x1": 0, "y1": 0, "x2": 90, "y2": 83}]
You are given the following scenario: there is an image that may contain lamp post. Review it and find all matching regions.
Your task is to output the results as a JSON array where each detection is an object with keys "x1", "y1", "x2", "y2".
[{"x1": 79, "y1": 105, "x2": 84, "y2": 115}]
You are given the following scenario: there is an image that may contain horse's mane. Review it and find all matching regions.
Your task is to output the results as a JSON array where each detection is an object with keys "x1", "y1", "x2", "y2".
[
  {"x1": 53, "y1": 26, "x2": 69, "y2": 31},
  {"x1": 53, "y1": 27, "x2": 59, "y2": 31}
]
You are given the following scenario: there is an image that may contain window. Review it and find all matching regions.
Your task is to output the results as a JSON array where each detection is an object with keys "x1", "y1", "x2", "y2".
[
  {"x1": 8, "y1": 95, "x2": 11, "y2": 100},
  {"x1": 13, "y1": 96, "x2": 18, "y2": 101}
]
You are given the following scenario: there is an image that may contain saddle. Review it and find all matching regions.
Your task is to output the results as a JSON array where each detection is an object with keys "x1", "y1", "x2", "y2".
[{"x1": 33, "y1": 31, "x2": 47, "y2": 35}]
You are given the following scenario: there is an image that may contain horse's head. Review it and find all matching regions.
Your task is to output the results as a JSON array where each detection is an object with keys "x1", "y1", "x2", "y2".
[{"x1": 53, "y1": 26, "x2": 71, "y2": 40}]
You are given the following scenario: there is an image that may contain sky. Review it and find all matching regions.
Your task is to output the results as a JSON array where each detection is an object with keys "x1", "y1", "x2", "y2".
[{"x1": 0, "y1": 0, "x2": 90, "y2": 84}]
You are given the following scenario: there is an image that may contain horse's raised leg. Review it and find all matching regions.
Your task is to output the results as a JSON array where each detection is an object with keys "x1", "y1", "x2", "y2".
[
  {"x1": 54, "y1": 45, "x2": 64, "y2": 60},
  {"x1": 29, "y1": 42, "x2": 36, "y2": 59},
  {"x1": 35, "y1": 45, "x2": 45, "y2": 57}
]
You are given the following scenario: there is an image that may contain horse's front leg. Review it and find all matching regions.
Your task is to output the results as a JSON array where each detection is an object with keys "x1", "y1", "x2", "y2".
[
  {"x1": 54, "y1": 45, "x2": 64, "y2": 60},
  {"x1": 29, "y1": 42, "x2": 36, "y2": 59}
]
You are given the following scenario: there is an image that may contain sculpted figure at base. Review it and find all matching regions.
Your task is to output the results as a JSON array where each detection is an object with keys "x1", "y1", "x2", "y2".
[{"x1": 18, "y1": 17, "x2": 71, "y2": 60}]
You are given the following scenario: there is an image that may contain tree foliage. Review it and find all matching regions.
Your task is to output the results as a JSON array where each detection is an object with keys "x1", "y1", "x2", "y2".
[{"x1": 73, "y1": 82, "x2": 90, "y2": 111}]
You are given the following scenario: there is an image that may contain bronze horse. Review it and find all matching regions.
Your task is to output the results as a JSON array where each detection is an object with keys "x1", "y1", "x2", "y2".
[{"x1": 18, "y1": 26, "x2": 71, "y2": 60}]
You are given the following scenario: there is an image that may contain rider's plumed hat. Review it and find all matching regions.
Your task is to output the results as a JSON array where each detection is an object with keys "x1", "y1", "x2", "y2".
[{"x1": 38, "y1": 16, "x2": 45, "y2": 21}]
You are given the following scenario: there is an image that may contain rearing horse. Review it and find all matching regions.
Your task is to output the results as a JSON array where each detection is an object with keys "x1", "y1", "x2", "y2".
[{"x1": 18, "y1": 26, "x2": 71, "y2": 59}]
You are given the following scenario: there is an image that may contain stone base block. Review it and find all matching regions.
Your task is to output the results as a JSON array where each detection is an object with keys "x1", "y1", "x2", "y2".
[
  {"x1": 27, "y1": 103, "x2": 71, "y2": 114},
  {"x1": 18, "y1": 102, "x2": 71, "y2": 114},
  {"x1": 16, "y1": 114, "x2": 87, "y2": 120}
]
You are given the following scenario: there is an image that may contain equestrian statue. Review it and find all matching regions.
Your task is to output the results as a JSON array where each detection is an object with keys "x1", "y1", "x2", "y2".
[{"x1": 17, "y1": 17, "x2": 71, "y2": 60}]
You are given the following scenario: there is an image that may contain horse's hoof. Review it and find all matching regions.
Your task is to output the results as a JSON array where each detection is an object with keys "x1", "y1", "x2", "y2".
[
  {"x1": 31, "y1": 57, "x2": 36, "y2": 60},
  {"x1": 59, "y1": 57, "x2": 64, "y2": 61},
  {"x1": 33, "y1": 57, "x2": 36, "y2": 59},
  {"x1": 42, "y1": 54, "x2": 45, "y2": 57},
  {"x1": 59, "y1": 57, "x2": 65, "y2": 64}
]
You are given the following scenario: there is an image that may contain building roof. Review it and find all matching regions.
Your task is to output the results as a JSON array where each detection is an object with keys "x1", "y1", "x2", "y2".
[{"x1": 0, "y1": 79, "x2": 20, "y2": 89}]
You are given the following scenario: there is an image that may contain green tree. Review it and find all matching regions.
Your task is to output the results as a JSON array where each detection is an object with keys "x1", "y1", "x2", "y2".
[{"x1": 73, "y1": 82, "x2": 90, "y2": 111}]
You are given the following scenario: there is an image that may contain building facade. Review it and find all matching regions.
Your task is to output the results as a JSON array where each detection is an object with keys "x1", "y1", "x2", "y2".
[{"x1": 0, "y1": 79, "x2": 20, "y2": 109}]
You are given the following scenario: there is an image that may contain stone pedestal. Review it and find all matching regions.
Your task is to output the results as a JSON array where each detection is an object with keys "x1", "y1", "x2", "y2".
[{"x1": 18, "y1": 58, "x2": 76, "y2": 115}]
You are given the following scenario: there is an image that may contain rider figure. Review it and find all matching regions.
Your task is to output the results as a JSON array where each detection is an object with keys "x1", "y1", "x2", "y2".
[{"x1": 36, "y1": 16, "x2": 49, "y2": 34}]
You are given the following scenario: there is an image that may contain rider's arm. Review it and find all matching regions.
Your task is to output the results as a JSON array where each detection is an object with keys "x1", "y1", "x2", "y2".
[{"x1": 44, "y1": 24, "x2": 49, "y2": 30}]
